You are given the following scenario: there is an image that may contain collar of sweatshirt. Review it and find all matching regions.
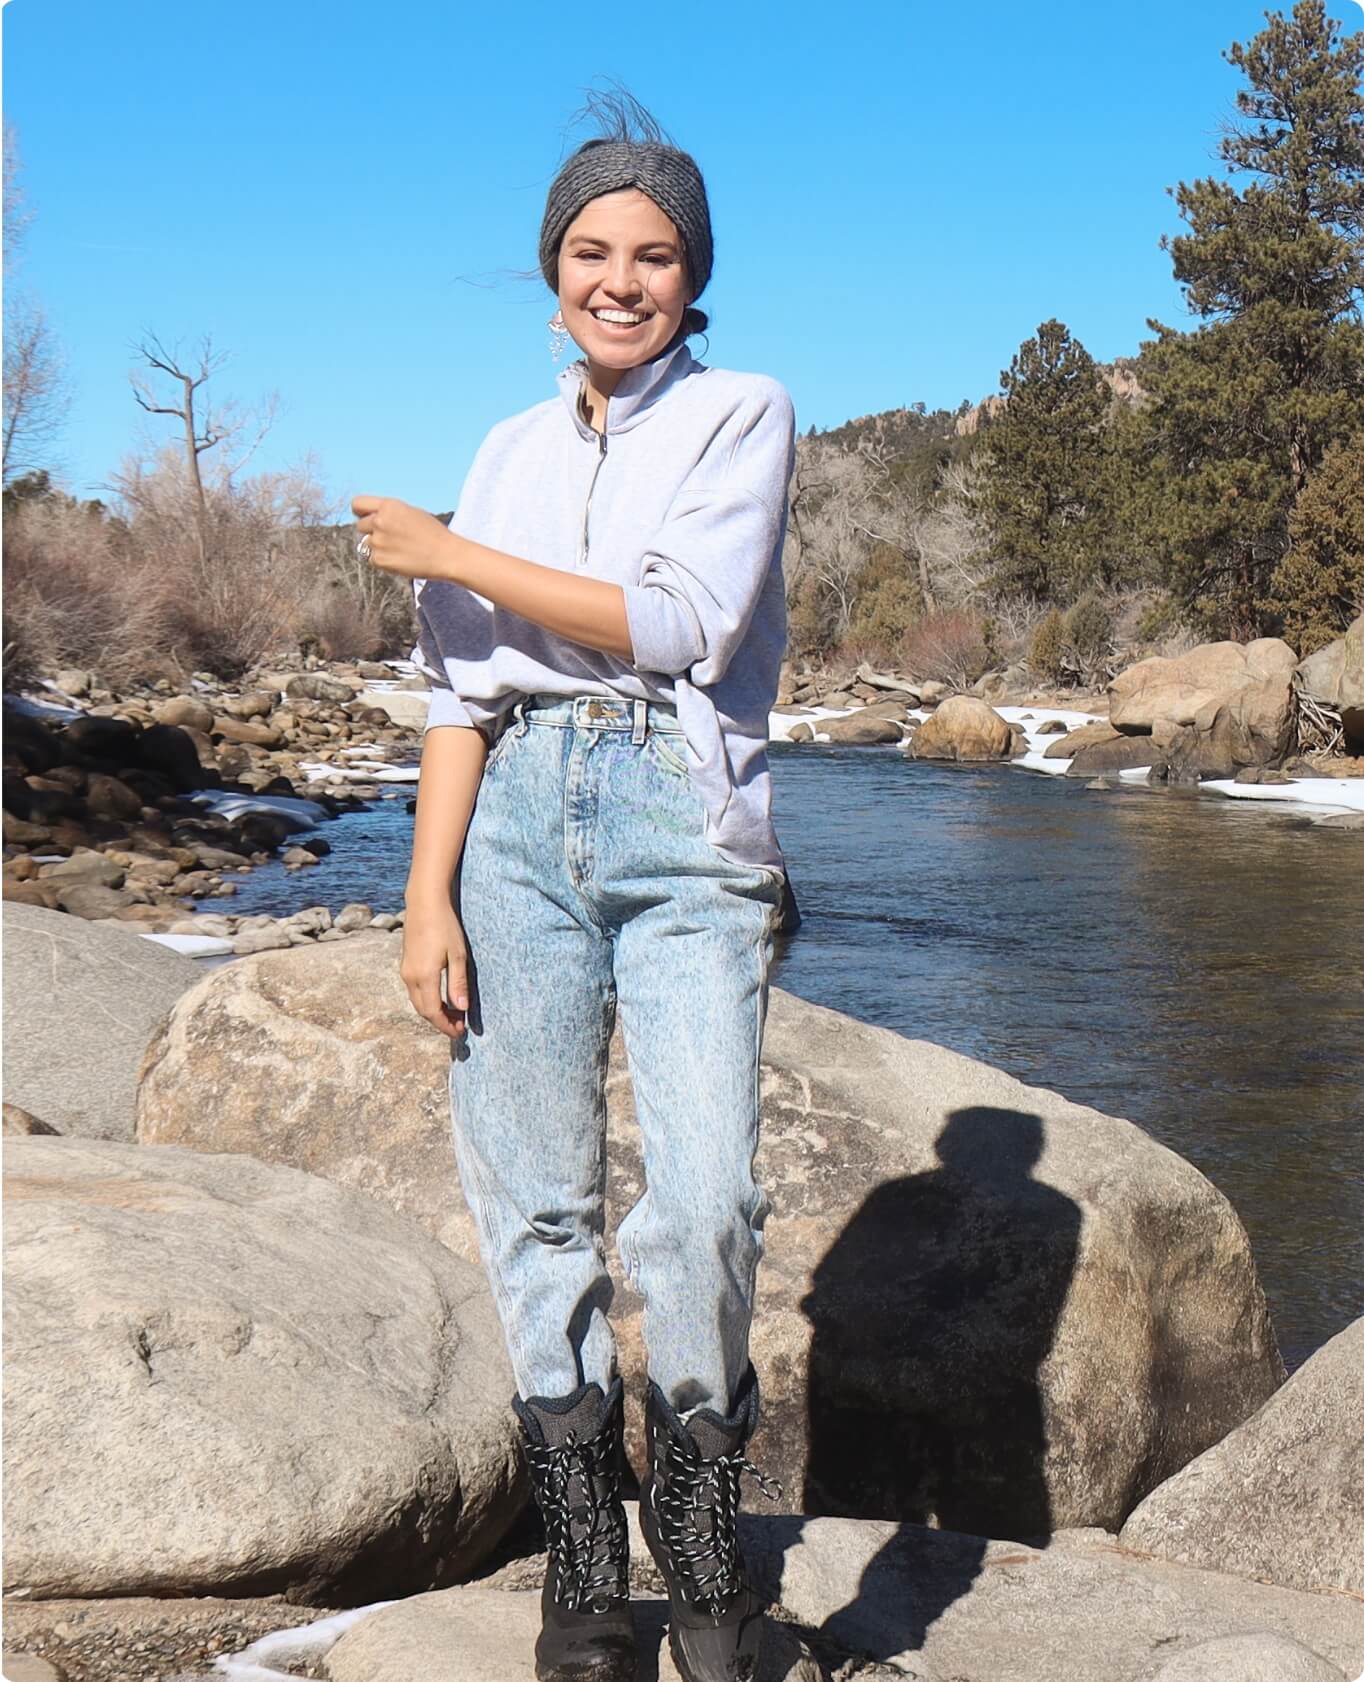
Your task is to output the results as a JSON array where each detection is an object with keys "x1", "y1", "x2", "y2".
[{"x1": 556, "y1": 335, "x2": 698, "y2": 441}]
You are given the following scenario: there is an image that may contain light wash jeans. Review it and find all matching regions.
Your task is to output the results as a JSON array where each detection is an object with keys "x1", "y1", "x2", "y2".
[{"x1": 447, "y1": 692, "x2": 784, "y2": 1416}]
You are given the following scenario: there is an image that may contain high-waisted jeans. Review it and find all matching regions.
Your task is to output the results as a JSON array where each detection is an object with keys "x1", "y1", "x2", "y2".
[{"x1": 448, "y1": 692, "x2": 784, "y2": 1416}]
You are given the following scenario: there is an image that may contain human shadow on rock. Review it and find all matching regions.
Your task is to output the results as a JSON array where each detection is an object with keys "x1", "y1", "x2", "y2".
[{"x1": 794, "y1": 1106, "x2": 1080, "y2": 1659}]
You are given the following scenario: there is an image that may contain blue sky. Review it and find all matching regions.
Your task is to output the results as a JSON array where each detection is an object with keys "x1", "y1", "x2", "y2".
[{"x1": 7, "y1": 0, "x2": 1359, "y2": 513}]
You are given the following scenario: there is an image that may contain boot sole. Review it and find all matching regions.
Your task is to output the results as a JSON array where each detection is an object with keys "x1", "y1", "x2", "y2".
[{"x1": 533, "y1": 1641, "x2": 637, "y2": 1682}]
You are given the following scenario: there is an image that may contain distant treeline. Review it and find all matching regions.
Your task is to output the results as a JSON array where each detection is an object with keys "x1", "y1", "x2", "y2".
[{"x1": 784, "y1": 0, "x2": 1363, "y2": 683}]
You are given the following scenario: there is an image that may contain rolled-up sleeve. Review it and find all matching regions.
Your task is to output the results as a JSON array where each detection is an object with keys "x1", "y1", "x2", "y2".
[
  {"x1": 621, "y1": 384, "x2": 795, "y2": 688},
  {"x1": 411, "y1": 581, "x2": 476, "y2": 731}
]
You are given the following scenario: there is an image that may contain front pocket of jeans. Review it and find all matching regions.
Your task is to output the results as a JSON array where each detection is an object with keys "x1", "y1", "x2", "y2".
[
  {"x1": 647, "y1": 731, "x2": 691, "y2": 780},
  {"x1": 482, "y1": 722, "x2": 520, "y2": 772}
]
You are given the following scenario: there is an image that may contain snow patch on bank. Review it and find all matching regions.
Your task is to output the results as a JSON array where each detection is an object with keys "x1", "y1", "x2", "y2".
[
  {"x1": 1202, "y1": 775, "x2": 1364, "y2": 815},
  {"x1": 215, "y1": 1600, "x2": 397, "y2": 1681}
]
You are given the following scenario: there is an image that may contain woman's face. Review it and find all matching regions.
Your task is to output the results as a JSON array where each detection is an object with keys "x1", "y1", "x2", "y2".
[{"x1": 557, "y1": 188, "x2": 690, "y2": 374}]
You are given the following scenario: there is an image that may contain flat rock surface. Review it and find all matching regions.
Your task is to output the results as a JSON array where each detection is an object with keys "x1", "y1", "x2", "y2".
[
  {"x1": 323, "y1": 1586, "x2": 823, "y2": 1682},
  {"x1": 1136, "y1": 1631, "x2": 1348, "y2": 1681},
  {"x1": 739, "y1": 1513, "x2": 1364, "y2": 1681},
  {"x1": 3, "y1": 901, "x2": 201, "y2": 1140}
]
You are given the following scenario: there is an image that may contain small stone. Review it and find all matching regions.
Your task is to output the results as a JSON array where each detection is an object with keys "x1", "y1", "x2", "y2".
[{"x1": 232, "y1": 926, "x2": 294, "y2": 955}]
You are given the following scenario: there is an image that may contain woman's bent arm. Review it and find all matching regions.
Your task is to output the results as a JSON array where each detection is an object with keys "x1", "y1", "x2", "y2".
[{"x1": 402, "y1": 724, "x2": 488, "y2": 1040}]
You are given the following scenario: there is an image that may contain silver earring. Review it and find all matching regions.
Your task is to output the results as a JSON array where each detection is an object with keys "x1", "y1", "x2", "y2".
[{"x1": 548, "y1": 311, "x2": 569, "y2": 361}]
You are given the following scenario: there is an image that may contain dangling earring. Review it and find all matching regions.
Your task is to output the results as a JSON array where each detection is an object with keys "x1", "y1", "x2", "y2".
[{"x1": 548, "y1": 310, "x2": 570, "y2": 361}]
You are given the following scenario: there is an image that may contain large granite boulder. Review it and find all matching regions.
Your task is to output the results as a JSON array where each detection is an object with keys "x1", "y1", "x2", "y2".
[
  {"x1": 1156, "y1": 675, "x2": 1299, "y2": 782},
  {"x1": 1119, "y1": 1317, "x2": 1363, "y2": 1595},
  {"x1": 138, "y1": 934, "x2": 478, "y2": 1255},
  {"x1": 2, "y1": 1137, "x2": 525, "y2": 1602},
  {"x1": 908, "y1": 695, "x2": 1016, "y2": 761},
  {"x1": 820, "y1": 710, "x2": 905, "y2": 744},
  {"x1": 1295, "y1": 612, "x2": 1364, "y2": 754},
  {"x1": 3, "y1": 902, "x2": 201, "y2": 1141},
  {"x1": 137, "y1": 942, "x2": 1284, "y2": 1540},
  {"x1": 1109, "y1": 639, "x2": 1297, "y2": 735},
  {"x1": 1044, "y1": 720, "x2": 1126, "y2": 758}
]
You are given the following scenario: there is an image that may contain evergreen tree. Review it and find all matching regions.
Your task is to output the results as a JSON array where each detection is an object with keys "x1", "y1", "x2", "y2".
[
  {"x1": 1129, "y1": 0, "x2": 1364, "y2": 637},
  {"x1": 1264, "y1": 428, "x2": 1364, "y2": 652},
  {"x1": 966, "y1": 319, "x2": 1112, "y2": 606}
]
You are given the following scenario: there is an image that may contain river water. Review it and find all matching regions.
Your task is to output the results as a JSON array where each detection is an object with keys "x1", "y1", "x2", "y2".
[{"x1": 221, "y1": 742, "x2": 1363, "y2": 1372}]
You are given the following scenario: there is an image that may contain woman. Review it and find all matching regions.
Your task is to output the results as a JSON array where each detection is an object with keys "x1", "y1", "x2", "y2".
[{"x1": 353, "y1": 102, "x2": 793, "y2": 1682}]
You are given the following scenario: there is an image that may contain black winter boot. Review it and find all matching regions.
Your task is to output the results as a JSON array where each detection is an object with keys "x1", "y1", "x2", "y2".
[
  {"x1": 513, "y1": 1375, "x2": 636, "y2": 1682},
  {"x1": 639, "y1": 1365, "x2": 783, "y2": 1682}
]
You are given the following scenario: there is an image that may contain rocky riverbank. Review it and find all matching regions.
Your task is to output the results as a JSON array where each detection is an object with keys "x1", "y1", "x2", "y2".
[
  {"x1": 2, "y1": 656, "x2": 431, "y2": 936},
  {"x1": 8, "y1": 620, "x2": 1361, "y2": 963},
  {"x1": 3, "y1": 910, "x2": 1362, "y2": 1680},
  {"x1": 772, "y1": 621, "x2": 1364, "y2": 821}
]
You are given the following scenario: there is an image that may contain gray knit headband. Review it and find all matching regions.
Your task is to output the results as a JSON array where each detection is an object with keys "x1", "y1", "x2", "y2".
[{"x1": 538, "y1": 139, "x2": 713, "y2": 305}]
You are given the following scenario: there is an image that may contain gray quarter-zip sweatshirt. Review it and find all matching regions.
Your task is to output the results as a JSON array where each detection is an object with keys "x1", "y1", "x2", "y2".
[{"x1": 411, "y1": 334, "x2": 796, "y2": 880}]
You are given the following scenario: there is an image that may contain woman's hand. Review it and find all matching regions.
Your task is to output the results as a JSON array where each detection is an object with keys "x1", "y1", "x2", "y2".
[
  {"x1": 352, "y1": 495, "x2": 456, "y2": 582},
  {"x1": 400, "y1": 897, "x2": 471, "y2": 1040}
]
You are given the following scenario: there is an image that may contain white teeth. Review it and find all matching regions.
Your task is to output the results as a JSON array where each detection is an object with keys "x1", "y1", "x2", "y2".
[{"x1": 593, "y1": 310, "x2": 645, "y2": 324}]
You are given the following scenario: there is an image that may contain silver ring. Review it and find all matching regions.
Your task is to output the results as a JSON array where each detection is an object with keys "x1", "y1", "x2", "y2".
[{"x1": 357, "y1": 535, "x2": 372, "y2": 562}]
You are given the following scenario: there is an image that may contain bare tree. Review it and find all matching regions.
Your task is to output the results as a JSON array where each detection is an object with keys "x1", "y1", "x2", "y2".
[
  {"x1": 847, "y1": 438, "x2": 939, "y2": 615},
  {"x1": 791, "y1": 447, "x2": 876, "y2": 639},
  {"x1": 128, "y1": 331, "x2": 280, "y2": 561},
  {"x1": 3, "y1": 121, "x2": 72, "y2": 483},
  {"x1": 906, "y1": 456, "x2": 992, "y2": 611}
]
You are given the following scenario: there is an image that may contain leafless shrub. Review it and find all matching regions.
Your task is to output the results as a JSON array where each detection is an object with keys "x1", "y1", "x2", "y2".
[
  {"x1": 910, "y1": 457, "x2": 992, "y2": 611},
  {"x1": 2, "y1": 493, "x2": 175, "y2": 688},
  {"x1": 899, "y1": 609, "x2": 993, "y2": 689}
]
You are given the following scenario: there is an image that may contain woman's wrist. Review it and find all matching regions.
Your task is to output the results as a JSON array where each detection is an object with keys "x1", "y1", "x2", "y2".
[
  {"x1": 430, "y1": 526, "x2": 466, "y2": 585},
  {"x1": 404, "y1": 876, "x2": 458, "y2": 911}
]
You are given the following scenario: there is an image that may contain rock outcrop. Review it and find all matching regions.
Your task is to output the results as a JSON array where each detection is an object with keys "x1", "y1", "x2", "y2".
[
  {"x1": 1109, "y1": 640, "x2": 1297, "y2": 734},
  {"x1": 1119, "y1": 1316, "x2": 1363, "y2": 1595},
  {"x1": 2, "y1": 1137, "x2": 525, "y2": 1602},
  {"x1": 137, "y1": 942, "x2": 1286, "y2": 1539}
]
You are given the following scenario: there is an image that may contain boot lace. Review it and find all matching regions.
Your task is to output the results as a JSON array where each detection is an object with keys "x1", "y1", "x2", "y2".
[
  {"x1": 653, "y1": 1435, "x2": 783, "y2": 1614},
  {"x1": 525, "y1": 1427, "x2": 629, "y2": 1613}
]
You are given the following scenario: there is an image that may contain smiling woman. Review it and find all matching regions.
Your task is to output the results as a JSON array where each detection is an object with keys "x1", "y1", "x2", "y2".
[
  {"x1": 362, "y1": 87, "x2": 797, "y2": 1682},
  {"x1": 556, "y1": 193, "x2": 693, "y2": 419}
]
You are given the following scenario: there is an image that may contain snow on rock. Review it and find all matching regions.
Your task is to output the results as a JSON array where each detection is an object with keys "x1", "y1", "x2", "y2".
[
  {"x1": 139, "y1": 933, "x2": 236, "y2": 958},
  {"x1": 184, "y1": 789, "x2": 329, "y2": 828}
]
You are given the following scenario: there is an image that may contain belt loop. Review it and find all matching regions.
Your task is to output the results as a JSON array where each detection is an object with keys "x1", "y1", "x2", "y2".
[
  {"x1": 513, "y1": 695, "x2": 530, "y2": 737},
  {"x1": 632, "y1": 697, "x2": 647, "y2": 745}
]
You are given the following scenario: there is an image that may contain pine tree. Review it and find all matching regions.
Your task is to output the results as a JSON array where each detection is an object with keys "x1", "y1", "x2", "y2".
[
  {"x1": 1264, "y1": 429, "x2": 1364, "y2": 652},
  {"x1": 966, "y1": 319, "x2": 1112, "y2": 605},
  {"x1": 1130, "y1": 0, "x2": 1364, "y2": 637}
]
